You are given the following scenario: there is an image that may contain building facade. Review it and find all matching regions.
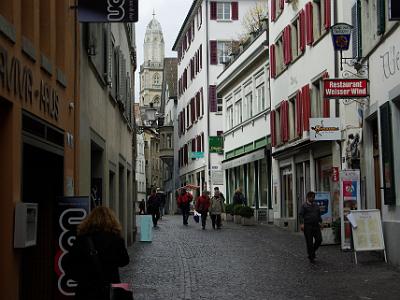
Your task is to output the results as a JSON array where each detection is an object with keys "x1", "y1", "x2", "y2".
[
  {"x1": 0, "y1": 1, "x2": 79, "y2": 299},
  {"x1": 218, "y1": 28, "x2": 272, "y2": 221},
  {"x1": 134, "y1": 103, "x2": 146, "y2": 209},
  {"x1": 173, "y1": 0, "x2": 262, "y2": 196}
]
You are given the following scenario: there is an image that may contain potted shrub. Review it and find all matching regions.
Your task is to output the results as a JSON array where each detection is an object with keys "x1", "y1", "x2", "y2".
[
  {"x1": 233, "y1": 204, "x2": 243, "y2": 224},
  {"x1": 240, "y1": 206, "x2": 255, "y2": 226},
  {"x1": 225, "y1": 203, "x2": 234, "y2": 222}
]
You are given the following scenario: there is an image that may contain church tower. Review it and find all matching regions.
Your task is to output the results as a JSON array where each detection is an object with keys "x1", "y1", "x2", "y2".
[{"x1": 139, "y1": 12, "x2": 165, "y2": 109}]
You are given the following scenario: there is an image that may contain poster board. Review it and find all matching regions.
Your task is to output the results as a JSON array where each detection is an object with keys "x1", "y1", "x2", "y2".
[{"x1": 350, "y1": 210, "x2": 385, "y2": 252}]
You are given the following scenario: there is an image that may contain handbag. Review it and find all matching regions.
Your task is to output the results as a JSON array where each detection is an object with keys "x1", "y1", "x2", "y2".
[{"x1": 87, "y1": 237, "x2": 134, "y2": 300}]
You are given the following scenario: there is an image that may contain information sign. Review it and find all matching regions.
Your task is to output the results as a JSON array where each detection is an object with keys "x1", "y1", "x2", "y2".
[{"x1": 331, "y1": 23, "x2": 353, "y2": 51}]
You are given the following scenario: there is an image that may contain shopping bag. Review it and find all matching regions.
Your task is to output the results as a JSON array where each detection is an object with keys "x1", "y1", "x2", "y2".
[{"x1": 193, "y1": 211, "x2": 201, "y2": 223}]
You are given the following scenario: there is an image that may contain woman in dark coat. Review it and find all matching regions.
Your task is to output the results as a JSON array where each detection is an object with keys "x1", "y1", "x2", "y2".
[{"x1": 66, "y1": 206, "x2": 130, "y2": 300}]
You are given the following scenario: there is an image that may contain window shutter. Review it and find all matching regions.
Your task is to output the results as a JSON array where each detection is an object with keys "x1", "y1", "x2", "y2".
[
  {"x1": 200, "y1": 87, "x2": 204, "y2": 115},
  {"x1": 200, "y1": 44, "x2": 203, "y2": 69},
  {"x1": 306, "y1": 2, "x2": 314, "y2": 45},
  {"x1": 270, "y1": 44, "x2": 276, "y2": 78},
  {"x1": 232, "y1": 2, "x2": 239, "y2": 20},
  {"x1": 210, "y1": 2, "x2": 217, "y2": 20},
  {"x1": 296, "y1": 90, "x2": 303, "y2": 137},
  {"x1": 299, "y1": 9, "x2": 306, "y2": 52},
  {"x1": 284, "y1": 101, "x2": 289, "y2": 142},
  {"x1": 201, "y1": 133, "x2": 205, "y2": 152},
  {"x1": 196, "y1": 92, "x2": 201, "y2": 118},
  {"x1": 279, "y1": 0, "x2": 285, "y2": 10},
  {"x1": 271, "y1": 0, "x2": 276, "y2": 22},
  {"x1": 280, "y1": 102, "x2": 286, "y2": 142},
  {"x1": 210, "y1": 40, "x2": 218, "y2": 65},
  {"x1": 324, "y1": 0, "x2": 331, "y2": 30},
  {"x1": 197, "y1": 135, "x2": 201, "y2": 151},
  {"x1": 283, "y1": 26, "x2": 292, "y2": 65},
  {"x1": 302, "y1": 84, "x2": 311, "y2": 131},
  {"x1": 271, "y1": 110, "x2": 276, "y2": 147},
  {"x1": 192, "y1": 138, "x2": 196, "y2": 154},
  {"x1": 377, "y1": 0, "x2": 385, "y2": 35},
  {"x1": 352, "y1": 1, "x2": 362, "y2": 58},
  {"x1": 209, "y1": 85, "x2": 217, "y2": 112},
  {"x1": 184, "y1": 144, "x2": 188, "y2": 165},
  {"x1": 323, "y1": 72, "x2": 330, "y2": 117},
  {"x1": 191, "y1": 98, "x2": 195, "y2": 123}
]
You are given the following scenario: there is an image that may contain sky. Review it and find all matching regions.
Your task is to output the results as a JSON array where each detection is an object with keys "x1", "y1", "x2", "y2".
[{"x1": 135, "y1": 0, "x2": 193, "y2": 101}]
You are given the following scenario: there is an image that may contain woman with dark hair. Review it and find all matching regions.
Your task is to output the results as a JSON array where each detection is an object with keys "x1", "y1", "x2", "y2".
[{"x1": 66, "y1": 206, "x2": 130, "y2": 299}]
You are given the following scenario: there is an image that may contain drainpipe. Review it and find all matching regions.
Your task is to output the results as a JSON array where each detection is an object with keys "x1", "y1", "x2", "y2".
[{"x1": 205, "y1": 0, "x2": 211, "y2": 191}]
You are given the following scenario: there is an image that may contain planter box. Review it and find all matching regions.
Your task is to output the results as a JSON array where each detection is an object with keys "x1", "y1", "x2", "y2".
[
  {"x1": 225, "y1": 214, "x2": 234, "y2": 222},
  {"x1": 234, "y1": 215, "x2": 242, "y2": 224},
  {"x1": 241, "y1": 216, "x2": 255, "y2": 226}
]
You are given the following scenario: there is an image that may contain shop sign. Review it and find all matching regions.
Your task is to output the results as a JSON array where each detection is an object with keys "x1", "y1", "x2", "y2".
[
  {"x1": 209, "y1": 136, "x2": 224, "y2": 154},
  {"x1": 331, "y1": 23, "x2": 353, "y2": 51},
  {"x1": 310, "y1": 118, "x2": 341, "y2": 141},
  {"x1": 190, "y1": 151, "x2": 204, "y2": 159},
  {"x1": 78, "y1": 0, "x2": 138, "y2": 23},
  {"x1": 323, "y1": 79, "x2": 368, "y2": 98},
  {"x1": 55, "y1": 197, "x2": 90, "y2": 298},
  {"x1": 332, "y1": 167, "x2": 339, "y2": 182}
]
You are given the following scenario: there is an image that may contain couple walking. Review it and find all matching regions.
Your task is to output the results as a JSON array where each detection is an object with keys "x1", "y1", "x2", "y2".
[{"x1": 178, "y1": 187, "x2": 224, "y2": 230}]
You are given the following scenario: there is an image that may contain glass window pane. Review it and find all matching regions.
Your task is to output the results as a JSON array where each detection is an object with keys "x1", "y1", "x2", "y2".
[{"x1": 248, "y1": 163, "x2": 255, "y2": 207}]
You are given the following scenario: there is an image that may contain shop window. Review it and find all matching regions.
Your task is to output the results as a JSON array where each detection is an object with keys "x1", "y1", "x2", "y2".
[
  {"x1": 281, "y1": 166, "x2": 293, "y2": 218},
  {"x1": 316, "y1": 156, "x2": 332, "y2": 192},
  {"x1": 275, "y1": 34, "x2": 285, "y2": 76},
  {"x1": 259, "y1": 159, "x2": 269, "y2": 207}
]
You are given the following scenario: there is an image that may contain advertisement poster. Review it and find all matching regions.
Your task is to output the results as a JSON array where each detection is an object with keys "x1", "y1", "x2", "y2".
[
  {"x1": 55, "y1": 197, "x2": 90, "y2": 299},
  {"x1": 315, "y1": 192, "x2": 332, "y2": 224},
  {"x1": 339, "y1": 170, "x2": 361, "y2": 250}
]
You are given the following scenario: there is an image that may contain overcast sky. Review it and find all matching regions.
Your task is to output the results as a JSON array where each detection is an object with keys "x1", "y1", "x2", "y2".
[{"x1": 135, "y1": 0, "x2": 193, "y2": 101}]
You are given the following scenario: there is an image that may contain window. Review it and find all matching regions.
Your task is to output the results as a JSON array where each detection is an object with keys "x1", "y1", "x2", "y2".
[
  {"x1": 217, "y1": 2, "x2": 231, "y2": 20},
  {"x1": 288, "y1": 96, "x2": 296, "y2": 140},
  {"x1": 271, "y1": 0, "x2": 284, "y2": 22},
  {"x1": 153, "y1": 73, "x2": 160, "y2": 85},
  {"x1": 235, "y1": 99, "x2": 243, "y2": 125},
  {"x1": 275, "y1": 34, "x2": 285, "y2": 75},
  {"x1": 153, "y1": 96, "x2": 160, "y2": 104},
  {"x1": 217, "y1": 41, "x2": 232, "y2": 64},
  {"x1": 311, "y1": 0, "x2": 331, "y2": 43},
  {"x1": 217, "y1": 94, "x2": 223, "y2": 112},
  {"x1": 245, "y1": 92, "x2": 253, "y2": 118},
  {"x1": 311, "y1": 77, "x2": 323, "y2": 118},
  {"x1": 291, "y1": 19, "x2": 300, "y2": 60},
  {"x1": 256, "y1": 84, "x2": 265, "y2": 113},
  {"x1": 281, "y1": 166, "x2": 293, "y2": 218},
  {"x1": 227, "y1": 105, "x2": 233, "y2": 129}
]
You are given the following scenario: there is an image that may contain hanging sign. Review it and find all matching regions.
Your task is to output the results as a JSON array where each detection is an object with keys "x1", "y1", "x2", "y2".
[
  {"x1": 209, "y1": 136, "x2": 224, "y2": 154},
  {"x1": 190, "y1": 151, "x2": 205, "y2": 159},
  {"x1": 324, "y1": 79, "x2": 369, "y2": 98},
  {"x1": 331, "y1": 23, "x2": 353, "y2": 51},
  {"x1": 78, "y1": 0, "x2": 139, "y2": 23},
  {"x1": 310, "y1": 118, "x2": 341, "y2": 141}
]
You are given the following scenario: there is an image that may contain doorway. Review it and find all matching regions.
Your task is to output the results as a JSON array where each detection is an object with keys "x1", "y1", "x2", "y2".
[
  {"x1": 20, "y1": 142, "x2": 63, "y2": 300},
  {"x1": 372, "y1": 118, "x2": 382, "y2": 210}
]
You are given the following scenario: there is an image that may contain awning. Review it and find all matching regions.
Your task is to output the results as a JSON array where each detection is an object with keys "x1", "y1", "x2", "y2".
[
  {"x1": 177, "y1": 184, "x2": 200, "y2": 191},
  {"x1": 222, "y1": 148, "x2": 265, "y2": 170}
]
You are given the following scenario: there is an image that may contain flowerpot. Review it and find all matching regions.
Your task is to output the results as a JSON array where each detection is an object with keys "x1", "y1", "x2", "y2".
[
  {"x1": 226, "y1": 214, "x2": 234, "y2": 222},
  {"x1": 241, "y1": 216, "x2": 255, "y2": 226},
  {"x1": 234, "y1": 215, "x2": 242, "y2": 224}
]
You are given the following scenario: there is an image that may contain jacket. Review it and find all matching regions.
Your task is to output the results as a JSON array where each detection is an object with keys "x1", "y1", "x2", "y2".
[
  {"x1": 299, "y1": 201, "x2": 322, "y2": 225},
  {"x1": 177, "y1": 192, "x2": 193, "y2": 207},
  {"x1": 147, "y1": 194, "x2": 160, "y2": 214},
  {"x1": 233, "y1": 192, "x2": 246, "y2": 205},
  {"x1": 66, "y1": 231, "x2": 129, "y2": 300},
  {"x1": 209, "y1": 196, "x2": 224, "y2": 215},
  {"x1": 195, "y1": 195, "x2": 210, "y2": 213}
]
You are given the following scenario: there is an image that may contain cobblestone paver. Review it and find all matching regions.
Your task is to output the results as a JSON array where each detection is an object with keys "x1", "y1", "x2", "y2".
[{"x1": 120, "y1": 215, "x2": 400, "y2": 300}]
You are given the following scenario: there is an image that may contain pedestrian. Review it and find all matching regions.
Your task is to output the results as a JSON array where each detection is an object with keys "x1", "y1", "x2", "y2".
[
  {"x1": 232, "y1": 187, "x2": 246, "y2": 206},
  {"x1": 195, "y1": 190, "x2": 211, "y2": 230},
  {"x1": 156, "y1": 188, "x2": 166, "y2": 219},
  {"x1": 65, "y1": 206, "x2": 130, "y2": 300},
  {"x1": 177, "y1": 188, "x2": 193, "y2": 225},
  {"x1": 299, "y1": 191, "x2": 323, "y2": 263},
  {"x1": 214, "y1": 186, "x2": 225, "y2": 203},
  {"x1": 147, "y1": 189, "x2": 161, "y2": 227},
  {"x1": 209, "y1": 188, "x2": 224, "y2": 229},
  {"x1": 139, "y1": 199, "x2": 146, "y2": 215}
]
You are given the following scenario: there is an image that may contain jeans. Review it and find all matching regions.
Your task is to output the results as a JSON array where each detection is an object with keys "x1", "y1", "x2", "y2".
[
  {"x1": 181, "y1": 203, "x2": 190, "y2": 225},
  {"x1": 210, "y1": 214, "x2": 221, "y2": 229},
  {"x1": 303, "y1": 223, "x2": 322, "y2": 259},
  {"x1": 199, "y1": 211, "x2": 208, "y2": 228},
  {"x1": 151, "y1": 211, "x2": 160, "y2": 227}
]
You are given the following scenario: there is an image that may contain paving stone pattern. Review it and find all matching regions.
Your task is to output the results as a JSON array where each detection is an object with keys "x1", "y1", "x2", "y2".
[{"x1": 120, "y1": 215, "x2": 400, "y2": 300}]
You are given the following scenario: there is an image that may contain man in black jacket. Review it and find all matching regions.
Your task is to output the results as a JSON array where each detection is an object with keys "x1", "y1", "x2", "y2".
[{"x1": 299, "y1": 191, "x2": 323, "y2": 262}]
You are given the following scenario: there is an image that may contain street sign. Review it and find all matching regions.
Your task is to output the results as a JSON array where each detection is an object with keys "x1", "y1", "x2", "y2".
[
  {"x1": 190, "y1": 151, "x2": 204, "y2": 159},
  {"x1": 78, "y1": 0, "x2": 139, "y2": 23},
  {"x1": 310, "y1": 118, "x2": 341, "y2": 141},
  {"x1": 323, "y1": 79, "x2": 368, "y2": 98},
  {"x1": 330, "y1": 23, "x2": 353, "y2": 51}
]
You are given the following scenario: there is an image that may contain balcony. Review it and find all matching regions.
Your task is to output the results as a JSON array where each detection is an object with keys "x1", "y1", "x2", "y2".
[{"x1": 159, "y1": 125, "x2": 174, "y2": 168}]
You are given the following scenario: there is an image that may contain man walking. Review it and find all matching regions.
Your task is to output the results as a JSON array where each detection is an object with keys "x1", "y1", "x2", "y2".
[
  {"x1": 299, "y1": 191, "x2": 323, "y2": 262},
  {"x1": 147, "y1": 189, "x2": 161, "y2": 228},
  {"x1": 210, "y1": 188, "x2": 224, "y2": 229},
  {"x1": 177, "y1": 188, "x2": 193, "y2": 225},
  {"x1": 156, "y1": 188, "x2": 166, "y2": 219}
]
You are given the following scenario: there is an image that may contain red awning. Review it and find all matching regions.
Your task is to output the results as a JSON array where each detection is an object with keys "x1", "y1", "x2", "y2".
[{"x1": 178, "y1": 184, "x2": 200, "y2": 191}]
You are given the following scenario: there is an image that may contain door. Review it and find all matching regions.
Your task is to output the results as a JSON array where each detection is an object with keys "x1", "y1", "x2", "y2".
[
  {"x1": 296, "y1": 163, "x2": 305, "y2": 231},
  {"x1": 372, "y1": 119, "x2": 382, "y2": 210}
]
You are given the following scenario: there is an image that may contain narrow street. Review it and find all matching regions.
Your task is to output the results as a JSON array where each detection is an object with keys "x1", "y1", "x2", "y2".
[{"x1": 121, "y1": 216, "x2": 400, "y2": 300}]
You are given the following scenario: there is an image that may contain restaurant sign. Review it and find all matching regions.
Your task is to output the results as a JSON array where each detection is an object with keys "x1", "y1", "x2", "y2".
[
  {"x1": 78, "y1": 0, "x2": 138, "y2": 23},
  {"x1": 323, "y1": 79, "x2": 368, "y2": 98}
]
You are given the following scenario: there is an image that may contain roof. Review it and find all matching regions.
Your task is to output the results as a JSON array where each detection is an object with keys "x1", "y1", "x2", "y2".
[
  {"x1": 172, "y1": 0, "x2": 199, "y2": 51},
  {"x1": 161, "y1": 58, "x2": 178, "y2": 112}
]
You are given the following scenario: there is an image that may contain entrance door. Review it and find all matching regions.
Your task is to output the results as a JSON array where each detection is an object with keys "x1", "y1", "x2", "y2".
[
  {"x1": 21, "y1": 143, "x2": 63, "y2": 300},
  {"x1": 372, "y1": 118, "x2": 382, "y2": 210},
  {"x1": 296, "y1": 163, "x2": 305, "y2": 231}
]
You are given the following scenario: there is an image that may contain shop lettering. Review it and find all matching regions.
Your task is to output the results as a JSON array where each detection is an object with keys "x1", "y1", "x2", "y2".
[
  {"x1": 380, "y1": 45, "x2": 400, "y2": 79},
  {"x1": 40, "y1": 80, "x2": 59, "y2": 121},
  {"x1": 0, "y1": 46, "x2": 33, "y2": 103},
  {"x1": 107, "y1": 0, "x2": 126, "y2": 21}
]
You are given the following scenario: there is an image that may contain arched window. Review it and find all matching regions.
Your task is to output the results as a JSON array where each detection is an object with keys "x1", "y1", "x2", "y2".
[
  {"x1": 153, "y1": 73, "x2": 160, "y2": 85},
  {"x1": 153, "y1": 96, "x2": 160, "y2": 104}
]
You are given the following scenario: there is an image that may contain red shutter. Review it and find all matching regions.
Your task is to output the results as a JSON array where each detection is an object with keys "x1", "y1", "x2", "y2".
[
  {"x1": 324, "y1": 0, "x2": 331, "y2": 30},
  {"x1": 210, "y1": 2, "x2": 217, "y2": 20},
  {"x1": 270, "y1": 44, "x2": 276, "y2": 78},
  {"x1": 296, "y1": 90, "x2": 303, "y2": 137},
  {"x1": 279, "y1": 0, "x2": 285, "y2": 10},
  {"x1": 299, "y1": 9, "x2": 306, "y2": 52},
  {"x1": 302, "y1": 84, "x2": 311, "y2": 131},
  {"x1": 283, "y1": 26, "x2": 292, "y2": 65},
  {"x1": 271, "y1": 0, "x2": 276, "y2": 22},
  {"x1": 232, "y1": 2, "x2": 239, "y2": 20},
  {"x1": 209, "y1": 85, "x2": 217, "y2": 112},
  {"x1": 323, "y1": 72, "x2": 330, "y2": 117},
  {"x1": 306, "y1": 2, "x2": 314, "y2": 45},
  {"x1": 210, "y1": 40, "x2": 218, "y2": 65},
  {"x1": 271, "y1": 110, "x2": 276, "y2": 147},
  {"x1": 280, "y1": 102, "x2": 285, "y2": 142}
]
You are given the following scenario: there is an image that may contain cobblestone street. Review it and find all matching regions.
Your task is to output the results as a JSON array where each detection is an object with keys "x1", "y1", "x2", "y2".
[{"x1": 121, "y1": 216, "x2": 400, "y2": 300}]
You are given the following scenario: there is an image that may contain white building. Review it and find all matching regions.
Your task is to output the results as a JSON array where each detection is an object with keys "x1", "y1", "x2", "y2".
[
  {"x1": 218, "y1": 28, "x2": 272, "y2": 221},
  {"x1": 173, "y1": 0, "x2": 263, "y2": 196},
  {"x1": 134, "y1": 104, "x2": 147, "y2": 209}
]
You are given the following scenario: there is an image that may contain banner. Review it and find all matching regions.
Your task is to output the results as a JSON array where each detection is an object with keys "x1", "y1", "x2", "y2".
[
  {"x1": 55, "y1": 197, "x2": 90, "y2": 299},
  {"x1": 78, "y1": 0, "x2": 138, "y2": 23},
  {"x1": 315, "y1": 192, "x2": 332, "y2": 224}
]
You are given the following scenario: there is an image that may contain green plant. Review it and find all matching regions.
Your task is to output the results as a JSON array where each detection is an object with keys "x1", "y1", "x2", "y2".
[
  {"x1": 332, "y1": 218, "x2": 341, "y2": 243},
  {"x1": 233, "y1": 204, "x2": 243, "y2": 215},
  {"x1": 225, "y1": 203, "x2": 234, "y2": 215},
  {"x1": 239, "y1": 206, "x2": 254, "y2": 218}
]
